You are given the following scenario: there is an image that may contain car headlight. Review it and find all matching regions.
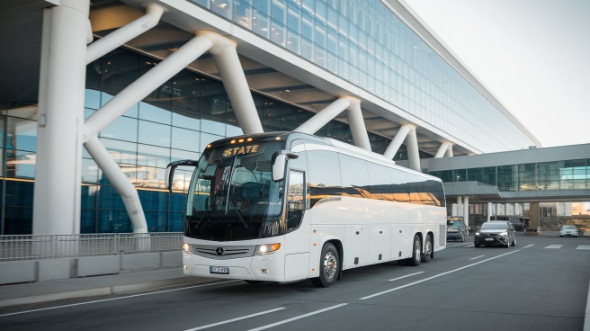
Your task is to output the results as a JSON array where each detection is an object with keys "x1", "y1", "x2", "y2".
[
  {"x1": 475, "y1": 232, "x2": 480, "y2": 236},
  {"x1": 255, "y1": 243, "x2": 281, "y2": 255},
  {"x1": 499, "y1": 232, "x2": 507, "y2": 236},
  {"x1": 182, "y1": 243, "x2": 191, "y2": 253}
]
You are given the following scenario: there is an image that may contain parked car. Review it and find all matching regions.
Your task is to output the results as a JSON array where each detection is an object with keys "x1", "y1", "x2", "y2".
[
  {"x1": 474, "y1": 221, "x2": 516, "y2": 248},
  {"x1": 559, "y1": 224, "x2": 579, "y2": 237},
  {"x1": 447, "y1": 219, "x2": 469, "y2": 242}
]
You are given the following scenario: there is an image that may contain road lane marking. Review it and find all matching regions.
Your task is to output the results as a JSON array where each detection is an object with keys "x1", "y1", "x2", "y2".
[
  {"x1": 0, "y1": 280, "x2": 240, "y2": 318},
  {"x1": 389, "y1": 272, "x2": 424, "y2": 282},
  {"x1": 469, "y1": 255, "x2": 485, "y2": 260},
  {"x1": 247, "y1": 303, "x2": 348, "y2": 331},
  {"x1": 545, "y1": 245, "x2": 562, "y2": 249},
  {"x1": 577, "y1": 245, "x2": 590, "y2": 250},
  {"x1": 359, "y1": 249, "x2": 523, "y2": 301},
  {"x1": 184, "y1": 307, "x2": 286, "y2": 331},
  {"x1": 524, "y1": 244, "x2": 534, "y2": 248},
  {"x1": 448, "y1": 242, "x2": 473, "y2": 247}
]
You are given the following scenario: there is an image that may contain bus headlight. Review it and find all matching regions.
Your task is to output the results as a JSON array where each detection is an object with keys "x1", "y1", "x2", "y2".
[
  {"x1": 255, "y1": 243, "x2": 281, "y2": 255},
  {"x1": 182, "y1": 243, "x2": 191, "y2": 253}
]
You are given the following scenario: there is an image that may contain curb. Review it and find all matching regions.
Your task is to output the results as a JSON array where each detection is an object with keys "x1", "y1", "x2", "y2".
[{"x1": 0, "y1": 276, "x2": 210, "y2": 309}]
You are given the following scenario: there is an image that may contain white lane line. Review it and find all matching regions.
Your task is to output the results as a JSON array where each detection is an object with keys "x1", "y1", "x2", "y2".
[
  {"x1": 524, "y1": 244, "x2": 535, "y2": 248},
  {"x1": 469, "y1": 255, "x2": 485, "y2": 260},
  {"x1": 545, "y1": 245, "x2": 562, "y2": 249},
  {"x1": 359, "y1": 249, "x2": 523, "y2": 301},
  {"x1": 184, "y1": 307, "x2": 286, "y2": 331},
  {"x1": 247, "y1": 303, "x2": 348, "y2": 331},
  {"x1": 0, "y1": 280, "x2": 239, "y2": 318},
  {"x1": 389, "y1": 272, "x2": 424, "y2": 282},
  {"x1": 449, "y1": 242, "x2": 473, "y2": 247},
  {"x1": 577, "y1": 245, "x2": 590, "y2": 250}
]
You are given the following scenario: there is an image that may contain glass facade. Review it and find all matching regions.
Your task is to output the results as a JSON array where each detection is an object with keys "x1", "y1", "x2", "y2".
[
  {"x1": 188, "y1": 0, "x2": 536, "y2": 152},
  {"x1": 429, "y1": 159, "x2": 590, "y2": 192},
  {"x1": 0, "y1": 48, "x2": 423, "y2": 235}
]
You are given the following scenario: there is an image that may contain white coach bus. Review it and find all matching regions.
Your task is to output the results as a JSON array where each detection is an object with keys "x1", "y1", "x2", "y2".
[{"x1": 166, "y1": 131, "x2": 447, "y2": 287}]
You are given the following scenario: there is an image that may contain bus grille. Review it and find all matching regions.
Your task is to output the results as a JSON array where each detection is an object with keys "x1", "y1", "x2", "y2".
[{"x1": 192, "y1": 245, "x2": 254, "y2": 260}]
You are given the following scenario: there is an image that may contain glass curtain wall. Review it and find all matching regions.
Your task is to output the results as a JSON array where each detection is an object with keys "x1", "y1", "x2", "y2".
[
  {"x1": 0, "y1": 48, "x2": 410, "y2": 234},
  {"x1": 188, "y1": 0, "x2": 536, "y2": 152},
  {"x1": 430, "y1": 160, "x2": 590, "y2": 192}
]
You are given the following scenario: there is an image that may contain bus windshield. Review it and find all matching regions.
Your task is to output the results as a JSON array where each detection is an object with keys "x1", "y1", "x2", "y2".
[{"x1": 184, "y1": 141, "x2": 285, "y2": 241}]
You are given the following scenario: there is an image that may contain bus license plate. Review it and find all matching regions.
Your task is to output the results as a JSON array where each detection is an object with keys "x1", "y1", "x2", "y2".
[{"x1": 210, "y1": 266, "x2": 229, "y2": 274}]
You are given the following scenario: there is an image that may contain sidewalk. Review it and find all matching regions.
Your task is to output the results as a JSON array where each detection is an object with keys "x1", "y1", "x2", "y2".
[{"x1": 0, "y1": 268, "x2": 214, "y2": 309}]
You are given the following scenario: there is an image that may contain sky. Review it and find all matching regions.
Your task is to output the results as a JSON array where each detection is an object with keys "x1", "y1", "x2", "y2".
[{"x1": 402, "y1": 0, "x2": 590, "y2": 148}]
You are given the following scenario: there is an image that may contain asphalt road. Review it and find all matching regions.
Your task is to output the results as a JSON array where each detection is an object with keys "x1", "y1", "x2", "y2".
[{"x1": 1, "y1": 234, "x2": 589, "y2": 331}]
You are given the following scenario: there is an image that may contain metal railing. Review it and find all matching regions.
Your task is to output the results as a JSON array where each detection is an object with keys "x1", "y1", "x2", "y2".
[{"x1": 0, "y1": 233, "x2": 183, "y2": 262}]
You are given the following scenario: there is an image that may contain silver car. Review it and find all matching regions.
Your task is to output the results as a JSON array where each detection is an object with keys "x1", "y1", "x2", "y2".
[
  {"x1": 559, "y1": 225, "x2": 579, "y2": 237},
  {"x1": 474, "y1": 221, "x2": 516, "y2": 248}
]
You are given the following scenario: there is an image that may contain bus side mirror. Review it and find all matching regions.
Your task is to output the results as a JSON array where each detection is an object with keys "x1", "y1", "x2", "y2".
[
  {"x1": 164, "y1": 159, "x2": 199, "y2": 192},
  {"x1": 272, "y1": 152, "x2": 298, "y2": 182},
  {"x1": 272, "y1": 155, "x2": 287, "y2": 182}
]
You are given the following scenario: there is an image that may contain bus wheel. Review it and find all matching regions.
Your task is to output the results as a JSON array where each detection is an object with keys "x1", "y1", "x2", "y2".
[
  {"x1": 408, "y1": 234, "x2": 422, "y2": 266},
  {"x1": 312, "y1": 243, "x2": 339, "y2": 287},
  {"x1": 421, "y1": 234, "x2": 433, "y2": 263}
]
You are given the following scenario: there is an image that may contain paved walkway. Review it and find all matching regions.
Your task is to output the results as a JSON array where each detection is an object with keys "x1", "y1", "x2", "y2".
[{"x1": 0, "y1": 268, "x2": 214, "y2": 309}]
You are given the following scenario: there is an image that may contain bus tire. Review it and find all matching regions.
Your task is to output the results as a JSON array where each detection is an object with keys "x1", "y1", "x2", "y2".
[
  {"x1": 407, "y1": 234, "x2": 422, "y2": 266},
  {"x1": 311, "y1": 243, "x2": 340, "y2": 288},
  {"x1": 421, "y1": 234, "x2": 433, "y2": 263}
]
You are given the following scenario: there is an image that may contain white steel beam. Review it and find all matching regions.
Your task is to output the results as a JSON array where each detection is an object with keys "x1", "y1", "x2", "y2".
[
  {"x1": 295, "y1": 97, "x2": 352, "y2": 134},
  {"x1": 83, "y1": 33, "x2": 213, "y2": 233},
  {"x1": 434, "y1": 142, "x2": 453, "y2": 158},
  {"x1": 85, "y1": 34, "x2": 214, "y2": 137},
  {"x1": 346, "y1": 98, "x2": 371, "y2": 151},
  {"x1": 405, "y1": 125, "x2": 421, "y2": 171},
  {"x1": 85, "y1": 136, "x2": 147, "y2": 233},
  {"x1": 33, "y1": 0, "x2": 90, "y2": 235},
  {"x1": 86, "y1": 4, "x2": 165, "y2": 64},
  {"x1": 203, "y1": 31, "x2": 263, "y2": 134},
  {"x1": 383, "y1": 124, "x2": 411, "y2": 159}
]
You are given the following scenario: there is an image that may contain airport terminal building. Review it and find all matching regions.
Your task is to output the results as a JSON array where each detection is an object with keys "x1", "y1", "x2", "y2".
[{"x1": 0, "y1": 0, "x2": 587, "y2": 235}]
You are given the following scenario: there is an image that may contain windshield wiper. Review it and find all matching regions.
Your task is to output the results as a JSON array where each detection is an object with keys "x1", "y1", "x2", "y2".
[{"x1": 228, "y1": 199, "x2": 248, "y2": 228}]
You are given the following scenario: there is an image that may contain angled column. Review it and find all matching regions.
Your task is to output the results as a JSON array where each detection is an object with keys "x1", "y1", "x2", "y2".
[
  {"x1": 86, "y1": 4, "x2": 165, "y2": 64},
  {"x1": 405, "y1": 126, "x2": 421, "y2": 171},
  {"x1": 33, "y1": 0, "x2": 90, "y2": 235},
  {"x1": 383, "y1": 125, "x2": 411, "y2": 159},
  {"x1": 203, "y1": 31, "x2": 263, "y2": 134},
  {"x1": 295, "y1": 96, "x2": 370, "y2": 150},
  {"x1": 84, "y1": 34, "x2": 214, "y2": 233},
  {"x1": 345, "y1": 98, "x2": 371, "y2": 151},
  {"x1": 435, "y1": 142, "x2": 453, "y2": 158},
  {"x1": 295, "y1": 97, "x2": 352, "y2": 134}
]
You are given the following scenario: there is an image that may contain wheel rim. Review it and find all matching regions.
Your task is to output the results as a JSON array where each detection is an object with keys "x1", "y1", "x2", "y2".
[
  {"x1": 414, "y1": 239, "x2": 421, "y2": 262},
  {"x1": 322, "y1": 251, "x2": 338, "y2": 280},
  {"x1": 425, "y1": 238, "x2": 432, "y2": 256}
]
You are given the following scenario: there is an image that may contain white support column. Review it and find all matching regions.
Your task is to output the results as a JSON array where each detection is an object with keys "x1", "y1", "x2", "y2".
[
  {"x1": 33, "y1": 0, "x2": 90, "y2": 235},
  {"x1": 203, "y1": 31, "x2": 263, "y2": 134},
  {"x1": 295, "y1": 97, "x2": 352, "y2": 134},
  {"x1": 85, "y1": 34, "x2": 214, "y2": 136},
  {"x1": 85, "y1": 136, "x2": 147, "y2": 233},
  {"x1": 435, "y1": 142, "x2": 453, "y2": 158},
  {"x1": 445, "y1": 144, "x2": 454, "y2": 157},
  {"x1": 463, "y1": 196, "x2": 470, "y2": 229},
  {"x1": 345, "y1": 97, "x2": 371, "y2": 151},
  {"x1": 86, "y1": 4, "x2": 165, "y2": 64},
  {"x1": 383, "y1": 124, "x2": 411, "y2": 159},
  {"x1": 405, "y1": 125, "x2": 421, "y2": 172},
  {"x1": 457, "y1": 196, "x2": 463, "y2": 217}
]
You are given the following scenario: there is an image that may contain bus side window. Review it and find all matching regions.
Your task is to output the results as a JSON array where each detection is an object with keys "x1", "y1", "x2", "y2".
[{"x1": 287, "y1": 170, "x2": 305, "y2": 232}]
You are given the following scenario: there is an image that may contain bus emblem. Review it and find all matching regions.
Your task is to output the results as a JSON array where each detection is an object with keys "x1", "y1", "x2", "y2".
[{"x1": 216, "y1": 247, "x2": 224, "y2": 256}]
